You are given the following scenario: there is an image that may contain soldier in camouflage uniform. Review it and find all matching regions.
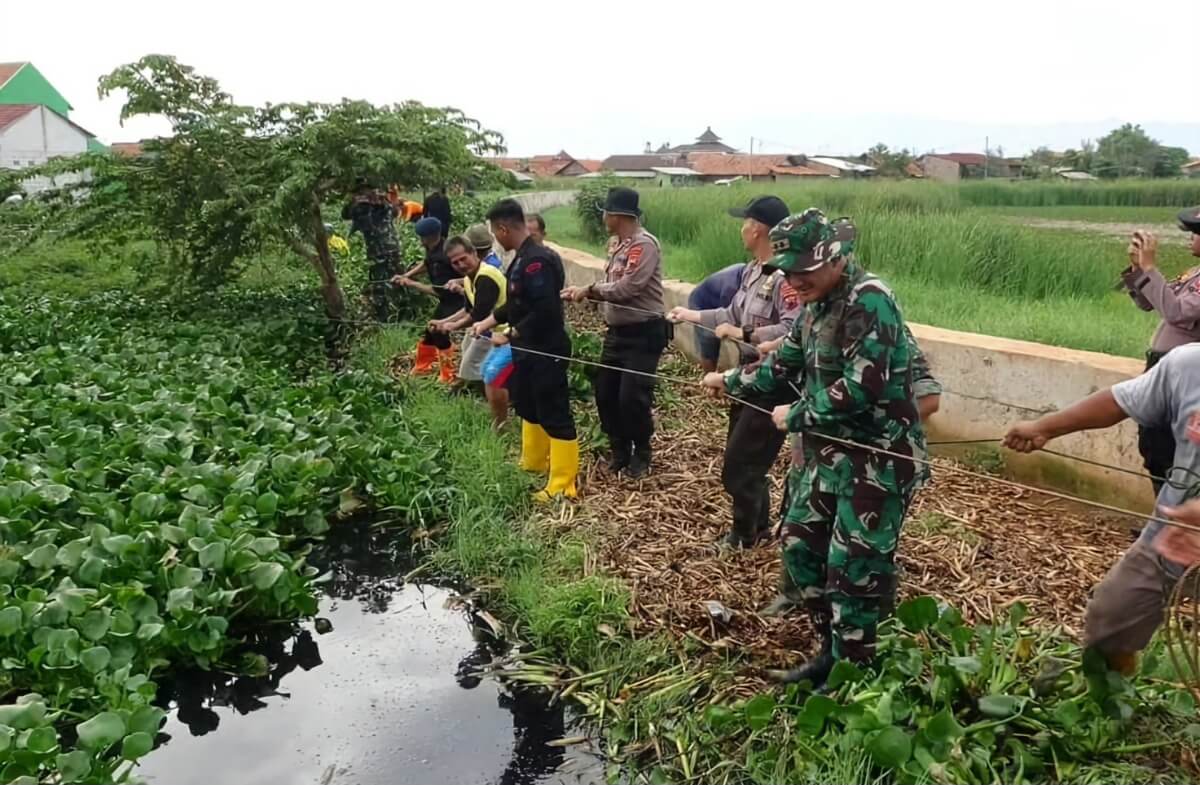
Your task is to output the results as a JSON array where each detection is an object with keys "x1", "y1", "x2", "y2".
[
  {"x1": 705, "y1": 209, "x2": 927, "y2": 685},
  {"x1": 342, "y1": 180, "x2": 402, "y2": 322}
]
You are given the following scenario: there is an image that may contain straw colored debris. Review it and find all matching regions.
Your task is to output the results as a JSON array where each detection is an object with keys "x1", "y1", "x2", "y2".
[{"x1": 555, "y1": 308, "x2": 1133, "y2": 683}]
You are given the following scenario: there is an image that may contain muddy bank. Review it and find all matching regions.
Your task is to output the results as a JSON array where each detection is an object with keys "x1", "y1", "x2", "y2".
[{"x1": 135, "y1": 525, "x2": 603, "y2": 785}]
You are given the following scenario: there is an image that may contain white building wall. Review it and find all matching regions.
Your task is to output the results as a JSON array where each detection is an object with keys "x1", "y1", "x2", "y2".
[{"x1": 0, "y1": 106, "x2": 89, "y2": 192}]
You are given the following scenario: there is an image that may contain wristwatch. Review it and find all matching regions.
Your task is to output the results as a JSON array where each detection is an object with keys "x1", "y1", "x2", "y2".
[{"x1": 742, "y1": 326, "x2": 754, "y2": 344}]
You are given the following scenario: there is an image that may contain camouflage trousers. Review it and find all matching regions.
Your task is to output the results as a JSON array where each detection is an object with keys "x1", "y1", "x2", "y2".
[
  {"x1": 781, "y1": 465, "x2": 910, "y2": 664},
  {"x1": 366, "y1": 257, "x2": 399, "y2": 322}
]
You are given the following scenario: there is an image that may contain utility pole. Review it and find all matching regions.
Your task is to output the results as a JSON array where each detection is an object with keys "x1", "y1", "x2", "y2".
[{"x1": 749, "y1": 136, "x2": 754, "y2": 183}]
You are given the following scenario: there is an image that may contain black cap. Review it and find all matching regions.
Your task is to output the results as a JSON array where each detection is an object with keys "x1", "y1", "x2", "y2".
[
  {"x1": 1179, "y1": 206, "x2": 1200, "y2": 234},
  {"x1": 599, "y1": 187, "x2": 641, "y2": 217},
  {"x1": 728, "y1": 195, "x2": 790, "y2": 229}
]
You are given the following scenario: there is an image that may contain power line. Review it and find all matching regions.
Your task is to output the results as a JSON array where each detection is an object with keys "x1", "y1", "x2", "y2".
[{"x1": 311, "y1": 313, "x2": 1197, "y2": 536}]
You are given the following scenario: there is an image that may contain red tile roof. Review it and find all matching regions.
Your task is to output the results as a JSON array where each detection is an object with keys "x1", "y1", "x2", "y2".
[
  {"x1": 578, "y1": 159, "x2": 603, "y2": 173},
  {"x1": 110, "y1": 142, "x2": 144, "y2": 157},
  {"x1": 528, "y1": 158, "x2": 574, "y2": 178},
  {"x1": 687, "y1": 153, "x2": 790, "y2": 177},
  {"x1": 769, "y1": 164, "x2": 832, "y2": 177},
  {"x1": 0, "y1": 103, "x2": 96, "y2": 140},
  {"x1": 485, "y1": 157, "x2": 526, "y2": 171},
  {"x1": 0, "y1": 62, "x2": 26, "y2": 89},
  {"x1": 0, "y1": 103, "x2": 37, "y2": 131}
]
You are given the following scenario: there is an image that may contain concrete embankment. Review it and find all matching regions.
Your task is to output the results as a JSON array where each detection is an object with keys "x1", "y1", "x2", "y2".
[{"x1": 553, "y1": 241, "x2": 1152, "y2": 510}]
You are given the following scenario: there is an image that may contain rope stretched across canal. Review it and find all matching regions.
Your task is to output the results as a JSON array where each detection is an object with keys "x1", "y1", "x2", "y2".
[{"x1": 313, "y1": 313, "x2": 1200, "y2": 535}]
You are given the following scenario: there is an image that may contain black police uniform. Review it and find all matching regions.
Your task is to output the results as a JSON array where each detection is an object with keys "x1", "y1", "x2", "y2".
[
  {"x1": 493, "y1": 237, "x2": 576, "y2": 441},
  {"x1": 422, "y1": 240, "x2": 465, "y2": 351}
]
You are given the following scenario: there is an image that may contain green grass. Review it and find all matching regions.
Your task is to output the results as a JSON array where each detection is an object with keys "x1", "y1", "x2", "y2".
[
  {"x1": 348, "y1": 326, "x2": 632, "y2": 667},
  {"x1": 956, "y1": 178, "x2": 1200, "y2": 207}
]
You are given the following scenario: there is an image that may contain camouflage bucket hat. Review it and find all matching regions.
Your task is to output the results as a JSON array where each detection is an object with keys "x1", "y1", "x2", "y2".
[
  {"x1": 765, "y1": 208, "x2": 852, "y2": 273},
  {"x1": 465, "y1": 223, "x2": 495, "y2": 252}
]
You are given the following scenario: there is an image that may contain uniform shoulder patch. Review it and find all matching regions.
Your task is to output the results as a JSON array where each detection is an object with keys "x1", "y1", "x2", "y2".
[
  {"x1": 524, "y1": 261, "x2": 543, "y2": 275},
  {"x1": 626, "y1": 244, "x2": 644, "y2": 271},
  {"x1": 780, "y1": 280, "x2": 800, "y2": 309}
]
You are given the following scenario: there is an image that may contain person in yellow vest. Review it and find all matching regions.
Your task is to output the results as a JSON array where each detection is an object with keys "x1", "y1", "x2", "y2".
[{"x1": 427, "y1": 235, "x2": 511, "y2": 428}]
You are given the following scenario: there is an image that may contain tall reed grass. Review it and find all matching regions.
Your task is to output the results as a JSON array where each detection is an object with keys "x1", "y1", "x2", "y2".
[{"x1": 544, "y1": 179, "x2": 1200, "y2": 356}]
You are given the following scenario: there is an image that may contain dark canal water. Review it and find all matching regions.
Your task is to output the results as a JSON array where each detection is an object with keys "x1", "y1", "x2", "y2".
[{"x1": 134, "y1": 524, "x2": 604, "y2": 785}]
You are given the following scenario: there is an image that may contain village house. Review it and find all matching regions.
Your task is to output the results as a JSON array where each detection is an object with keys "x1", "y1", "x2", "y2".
[
  {"x1": 487, "y1": 150, "x2": 599, "y2": 180},
  {"x1": 1184, "y1": 159, "x2": 1200, "y2": 179},
  {"x1": 916, "y1": 153, "x2": 1015, "y2": 182},
  {"x1": 0, "y1": 62, "x2": 107, "y2": 192},
  {"x1": 595, "y1": 154, "x2": 688, "y2": 180},
  {"x1": 651, "y1": 127, "x2": 738, "y2": 155}
]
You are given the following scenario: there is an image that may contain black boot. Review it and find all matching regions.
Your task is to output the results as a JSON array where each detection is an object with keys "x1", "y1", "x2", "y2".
[
  {"x1": 760, "y1": 569, "x2": 802, "y2": 617},
  {"x1": 606, "y1": 442, "x2": 631, "y2": 473},
  {"x1": 626, "y1": 443, "x2": 651, "y2": 479},
  {"x1": 768, "y1": 620, "x2": 834, "y2": 687}
]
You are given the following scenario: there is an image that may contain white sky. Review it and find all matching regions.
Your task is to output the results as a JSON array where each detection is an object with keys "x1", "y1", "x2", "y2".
[{"x1": 4, "y1": 0, "x2": 1197, "y2": 158}]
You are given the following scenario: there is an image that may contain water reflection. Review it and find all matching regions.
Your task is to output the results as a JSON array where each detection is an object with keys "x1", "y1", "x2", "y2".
[{"x1": 136, "y1": 522, "x2": 601, "y2": 785}]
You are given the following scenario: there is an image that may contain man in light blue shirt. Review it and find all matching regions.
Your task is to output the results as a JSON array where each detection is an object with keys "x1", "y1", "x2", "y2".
[{"x1": 1005, "y1": 344, "x2": 1200, "y2": 674}]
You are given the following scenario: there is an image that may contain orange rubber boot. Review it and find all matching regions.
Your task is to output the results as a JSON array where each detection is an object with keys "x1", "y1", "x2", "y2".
[
  {"x1": 437, "y1": 346, "x2": 458, "y2": 384},
  {"x1": 413, "y1": 340, "x2": 438, "y2": 375}
]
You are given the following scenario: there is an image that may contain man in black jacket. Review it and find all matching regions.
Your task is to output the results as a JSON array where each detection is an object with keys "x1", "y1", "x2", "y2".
[
  {"x1": 474, "y1": 199, "x2": 578, "y2": 501},
  {"x1": 424, "y1": 187, "x2": 453, "y2": 235}
]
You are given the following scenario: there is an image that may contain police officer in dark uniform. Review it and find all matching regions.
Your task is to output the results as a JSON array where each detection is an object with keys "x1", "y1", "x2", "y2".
[
  {"x1": 342, "y1": 179, "x2": 401, "y2": 322},
  {"x1": 563, "y1": 187, "x2": 667, "y2": 478},
  {"x1": 475, "y1": 199, "x2": 579, "y2": 502}
]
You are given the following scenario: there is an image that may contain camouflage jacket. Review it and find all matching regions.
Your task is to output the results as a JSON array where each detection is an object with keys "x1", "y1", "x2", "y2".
[
  {"x1": 342, "y1": 197, "x2": 400, "y2": 261},
  {"x1": 725, "y1": 260, "x2": 927, "y2": 496}
]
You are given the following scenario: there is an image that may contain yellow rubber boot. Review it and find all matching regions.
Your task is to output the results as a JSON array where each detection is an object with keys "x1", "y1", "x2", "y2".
[
  {"x1": 534, "y1": 438, "x2": 579, "y2": 503},
  {"x1": 519, "y1": 421, "x2": 550, "y2": 473}
]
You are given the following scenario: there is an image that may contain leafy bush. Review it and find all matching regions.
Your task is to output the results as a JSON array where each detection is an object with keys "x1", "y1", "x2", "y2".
[
  {"x1": 448, "y1": 193, "x2": 485, "y2": 235},
  {"x1": 575, "y1": 178, "x2": 616, "y2": 244},
  {"x1": 719, "y1": 598, "x2": 1199, "y2": 784}
]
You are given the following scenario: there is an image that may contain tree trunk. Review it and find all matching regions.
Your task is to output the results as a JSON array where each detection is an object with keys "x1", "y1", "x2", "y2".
[{"x1": 309, "y1": 211, "x2": 346, "y2": 320}]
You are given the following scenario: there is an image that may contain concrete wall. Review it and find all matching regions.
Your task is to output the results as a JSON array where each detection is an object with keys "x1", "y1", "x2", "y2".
[
  {"x1": 921, "y1": 156, "x2": 962, "y2": 183},
  {"x1": 551, "y1": 241, "x2": 1154, "y2": 509},
  {"x1": 511, "y1": 190, "x2": 578, "y2": 215}
]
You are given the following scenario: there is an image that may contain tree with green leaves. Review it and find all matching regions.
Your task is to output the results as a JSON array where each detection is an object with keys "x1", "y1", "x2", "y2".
[
  {"x1": 1061, "y1": 139, "x2": 1096, "y2": 174},
  {"x1": 4, "y1": 55, "x2": 503, "y2": 319},
  {"x1": 1093, "y1": 123, "x2": 1187, "y2": 179},
  {"x1": 865, "y1": 143, "x2": 916, "y2": 178}
]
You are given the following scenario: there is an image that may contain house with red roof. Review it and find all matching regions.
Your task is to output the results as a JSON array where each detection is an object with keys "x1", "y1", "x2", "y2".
[
  {"x1": 0, "y1": 62, "x2": 105, "y2": 190},
  {"x1": 485, "y1": 150, "x2": 592, "y2": 179}
]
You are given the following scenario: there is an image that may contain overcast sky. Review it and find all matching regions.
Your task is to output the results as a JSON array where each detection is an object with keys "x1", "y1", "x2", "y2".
[{"x1": 5, "y1": 0, "x2": 1198, "y2": 158}]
